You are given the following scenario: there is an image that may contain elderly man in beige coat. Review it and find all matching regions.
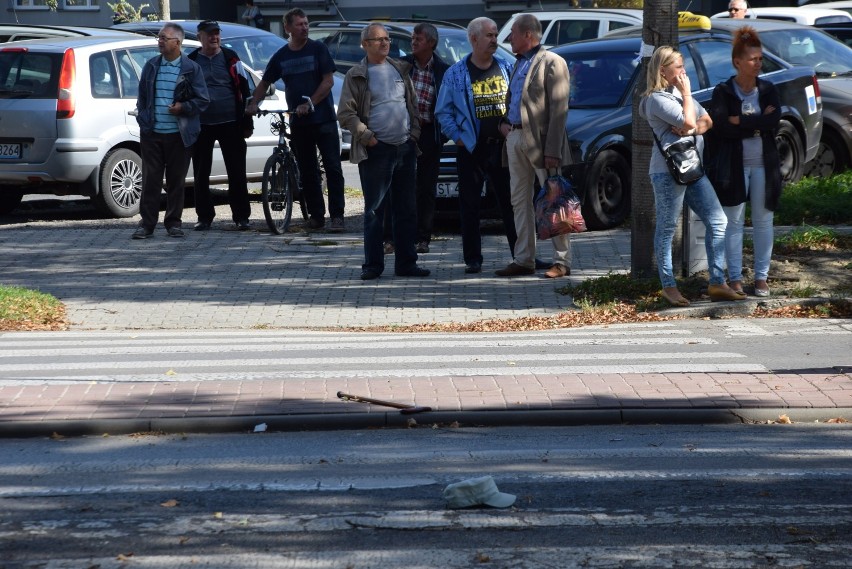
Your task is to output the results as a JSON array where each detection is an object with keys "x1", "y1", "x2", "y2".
[{"x1": 495, "y1": 13, "x2": 572, "y2": 278}]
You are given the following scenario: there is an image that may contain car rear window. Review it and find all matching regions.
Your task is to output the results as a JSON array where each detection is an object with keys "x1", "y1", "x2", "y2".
[{"x1": 0, "y1": 49, "x2": 61, "y2": 99}]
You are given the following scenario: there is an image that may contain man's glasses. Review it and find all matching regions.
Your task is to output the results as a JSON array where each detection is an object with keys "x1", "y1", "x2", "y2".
[
  {"x1": 365, "y1": 37, "x2": 391, "y2": 44},
  {"x1": 728, "y1": 7, "x2": 743, "y2": 13},
  {"x1": 157, "y1": 35, "x2": 180, "y2": 42}
]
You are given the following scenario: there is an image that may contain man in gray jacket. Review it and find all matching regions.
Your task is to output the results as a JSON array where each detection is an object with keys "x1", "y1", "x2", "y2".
[
  {"x1": 337, "y1": 23, "x2": 429, "y2": 280},
  {"x1": 133, "y1": 22, "x2": 209, "y2": 239}
]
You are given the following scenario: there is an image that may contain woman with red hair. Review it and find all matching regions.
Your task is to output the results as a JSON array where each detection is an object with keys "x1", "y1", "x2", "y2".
[{"x1": 706, "y1": 26, "x2": 782, "y2": 298}]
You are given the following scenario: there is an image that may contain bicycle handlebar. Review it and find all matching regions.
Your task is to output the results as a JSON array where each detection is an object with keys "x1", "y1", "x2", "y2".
[{"x1": 255, "y1": 109, "x2": 296, "y2": 117}]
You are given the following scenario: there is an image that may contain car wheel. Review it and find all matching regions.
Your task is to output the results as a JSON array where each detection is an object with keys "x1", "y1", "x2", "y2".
[
  {"x1": 803, "y1": 130, "x2": 848, "y2": 179},
  {"x1": 776, "y1": 120, "x2": 804, "y2": 185},
  {"x1": 581, "y1": 149, "x2": 631, "y2": 230},
  {"x1": 93, "y1": 148, "x2": 142, "y2": 218},
  {"x1": 0, "y1": 186, "x2": 24, "y2": 215}
]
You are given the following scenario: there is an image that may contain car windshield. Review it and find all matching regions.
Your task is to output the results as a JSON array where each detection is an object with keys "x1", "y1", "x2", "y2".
[
  {"x1": 558, "y1": 51, "x2": 638, "y2": 108},
  {"x1": 220, "y1": 34, "x2": 285, "y2": 72},
  {"x1": 760, "y1": 28, "x2": 852, "y2": 77}
]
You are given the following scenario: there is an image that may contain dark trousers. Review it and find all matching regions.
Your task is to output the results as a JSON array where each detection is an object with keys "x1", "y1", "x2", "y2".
[
  {"x1": 382, "y1": 121, "x2": 442, "y2": 244},
  {"x1": 456, "y1": 140, "x2": 517, "y2": 266},
  {"x1": 139, "y1": 131, "x2": 192, "y2": 231},
  {"x1": 291, "y1": 121, "x2": 346, "y2": 221},
  {"x1": 192, "y1": 121, "x2": 250, "y2": 224},
  {"x1": 415, "y1": 121, "x2": 442, "y2": 244},
  {"x1": 359, "y1": 140, "x2": 418, "y2": 274}
]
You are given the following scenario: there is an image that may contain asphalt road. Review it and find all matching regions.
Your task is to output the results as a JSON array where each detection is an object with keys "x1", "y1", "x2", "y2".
[{"x1": 3, "y1": 424, "x2": 851, "y2": 567}]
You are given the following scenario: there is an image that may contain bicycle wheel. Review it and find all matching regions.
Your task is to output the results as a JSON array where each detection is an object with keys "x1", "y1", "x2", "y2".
[{"x1": 261, "y1": 153, "x2": 294, "y2": 235}]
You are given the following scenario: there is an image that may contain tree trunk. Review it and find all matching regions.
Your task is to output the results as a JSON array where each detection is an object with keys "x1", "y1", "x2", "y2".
[
  {"x1": 630, "y1": 0, "x2": 679, "y2": 279},
  {"x1": 158, "y1": 0, "x2": 170, "y2": 20}
]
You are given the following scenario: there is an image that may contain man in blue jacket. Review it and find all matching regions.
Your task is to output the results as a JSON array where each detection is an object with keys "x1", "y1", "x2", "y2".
[
  {"x1": 133, "y1": 23, "x2": 209, "y2": 239},
  {"x1": 435, "y1": 17, "x2": 517, "y2": 274}
]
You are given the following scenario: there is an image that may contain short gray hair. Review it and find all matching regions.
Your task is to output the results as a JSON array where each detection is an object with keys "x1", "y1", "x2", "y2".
[
  {"x1": 161, "y1": 22, "x2": 185, "y2": 42},
  {"x1": 514, "y1": 14, "x2": 542, "y2": 41},
  {"x1": 467, "y1": 17, "x2": 496, "y2": 40},
  {"x1": 361, "y1": 23, "x2": 386, "y2": 43}
]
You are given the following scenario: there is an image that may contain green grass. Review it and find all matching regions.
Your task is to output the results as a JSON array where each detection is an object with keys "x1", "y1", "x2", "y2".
[
  {"x1": 774, "y1": 225, "x2": 848, "y2": 252},
  {"x1": 0, "y1": 284, "x2": 66, "y2": 330},
  {"x1": 775, "y1": 170, "x2": 852, "y2": 225}
]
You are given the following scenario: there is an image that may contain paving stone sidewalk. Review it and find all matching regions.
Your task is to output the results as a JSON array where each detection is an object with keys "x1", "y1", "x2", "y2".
[{"x1": 2, "y1": 203, "x2": 850, "y2": 436}]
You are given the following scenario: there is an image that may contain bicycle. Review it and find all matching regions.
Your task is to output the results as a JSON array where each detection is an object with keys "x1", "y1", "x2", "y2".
[{"x1": 256, "y1": 109, "x2": 308, "y2": 234}]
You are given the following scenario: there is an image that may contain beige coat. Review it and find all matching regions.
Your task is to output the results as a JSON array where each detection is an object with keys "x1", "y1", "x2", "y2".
[{"x1": 503, "y1": 46, "x2": 571, "y2": 169}]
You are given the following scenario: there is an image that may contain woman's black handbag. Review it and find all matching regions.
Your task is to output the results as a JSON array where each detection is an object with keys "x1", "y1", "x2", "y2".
[{"x1": 653, "y1": 133, "x2": 704, "y2": 185}]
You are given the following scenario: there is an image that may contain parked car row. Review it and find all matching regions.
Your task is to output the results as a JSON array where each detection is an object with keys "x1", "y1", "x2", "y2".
[{"x1": 1, "y1": 15, "x2": 850, "y2": 229}]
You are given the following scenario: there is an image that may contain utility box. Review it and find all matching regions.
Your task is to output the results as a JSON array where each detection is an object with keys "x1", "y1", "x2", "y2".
[{"x1": 682, "y1": 207, "x2": 709, "y2": 277}]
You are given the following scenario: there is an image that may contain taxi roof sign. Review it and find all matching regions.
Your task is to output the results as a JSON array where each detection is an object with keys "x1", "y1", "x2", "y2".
[{"x1": 678, "y1": 11, "x2": 712, "y2": 31}]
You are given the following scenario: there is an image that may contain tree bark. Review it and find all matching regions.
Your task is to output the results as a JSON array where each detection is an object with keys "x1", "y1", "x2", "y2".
[
  {"x1": 158, "y1": 0, "x2": 170, "y2": 20},
  {"x1": 631, "y1": 0, "x2": 679, "y2": 279}
]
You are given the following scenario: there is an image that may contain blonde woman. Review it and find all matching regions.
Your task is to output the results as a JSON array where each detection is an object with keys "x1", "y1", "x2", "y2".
[{"x1": 639, "y1": 46, "x2": 745, "y2": 306}]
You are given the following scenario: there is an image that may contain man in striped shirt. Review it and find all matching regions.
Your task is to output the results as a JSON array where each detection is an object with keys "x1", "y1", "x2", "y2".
[{"x1": 133, "y1": 22, "x2": 209, "y2": 239}]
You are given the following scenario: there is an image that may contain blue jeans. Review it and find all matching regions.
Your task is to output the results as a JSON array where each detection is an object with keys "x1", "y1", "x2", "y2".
[
  {"x1": 651, "y1": 172, "x2": 728, "y2": 288},
  {"x1": 291, "y1": 121, "x2": 346, "y2": 220},
  {"x1": 723, "y1": 167, "x2": 773, "y2": 283},
  {"x1": 358, "y1": 140, "x2": 418, "y2": 274}
]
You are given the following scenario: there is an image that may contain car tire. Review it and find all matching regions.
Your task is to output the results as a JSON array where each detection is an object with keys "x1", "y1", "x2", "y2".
[
  {"x1": 582, "y1": 149, "x2": 631, "y2": 230},
  {"x1": 0, "y1": 186, "x2": 24, "y2": 215},
  {"x1": 803, "y1": 129, "x2": 848, "y2": 179},
  {"x1": 93, "y1": 148, "x2": 142, "y2": 218},
  {"x1": 776, "y1": 120, "x2": 804, "y2": 185}
]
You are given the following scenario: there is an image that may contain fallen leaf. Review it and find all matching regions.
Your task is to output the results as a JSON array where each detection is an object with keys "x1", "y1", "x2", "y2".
[
  {"x1": 476, "y1": 552, "x2": 491, "y2": 563},
  {"x1": 449, "y1": 421, "x2": 460, "y2": 428},
  {"x1": 827, "y1": 417, "x2": 849, "y2": 423},
  {"x1": 165, "y1": 369, "x2": 177, "y2": 375},
  {"x1": 213, "y1": 512, "x2": 223, "y2": 519},
  {"x1": 160, "y1": 499, "x2": 179, "y2": 508},
  {"x1": 50, "y1": 432, "x2": 65, "y2": 440},
  {"x1": 406, "y1": 418, "x2": 417, "y2": 428},
  {"x1": 116, "y1": 552, "x2": 134, "y2": 561},
  {"x1": 777, "y1": 414, "x2": 792, "y2": 424},
  {"x1": 179, "y1": 536, "x2": 190, "y2": 545}
]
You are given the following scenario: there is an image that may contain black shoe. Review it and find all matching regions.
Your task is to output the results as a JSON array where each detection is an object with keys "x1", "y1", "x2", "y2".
[
  {"x1": 465, "y1": 262, "x2": 482, "y2": 274},
  {"x1": 167, "y1": 227, "x2": 185, "y2": 238},
  {"x1": 235, "y1": 220, "x2": 251, "y2": 231},
  {"x1": 396, "y1": 266, "x2": 431, "y2": 277},
  {"x1": 194, "y1": 221, "x2": 212, "y2": 231},
  {"x1": 131, "y1": 227, "x2": 152, "y2": 240},
  {"x1": 307, "y1": 217, "x2": 325, "y2": 229},
  {"x1": 360, "y1": 269, "x2": 381, "y2": 280}
]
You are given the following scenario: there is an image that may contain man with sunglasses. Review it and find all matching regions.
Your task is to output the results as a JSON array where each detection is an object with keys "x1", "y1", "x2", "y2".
[{"x1": 728, "y1": 0, "x2": 748, "y2": 19}]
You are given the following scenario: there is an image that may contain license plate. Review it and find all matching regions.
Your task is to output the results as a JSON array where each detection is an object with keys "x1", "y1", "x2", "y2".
[
  {"x1": 436, "y1": 181, "x2": 458, "y2": 198},
  {"x1": 0, "y1": 143, "x2": 21, "y2": 160}
]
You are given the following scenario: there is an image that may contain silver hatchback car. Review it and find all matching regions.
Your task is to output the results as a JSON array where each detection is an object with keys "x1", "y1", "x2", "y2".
[{"x1": 0, "y1": 35, "x2": 288, "y2": 217}]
